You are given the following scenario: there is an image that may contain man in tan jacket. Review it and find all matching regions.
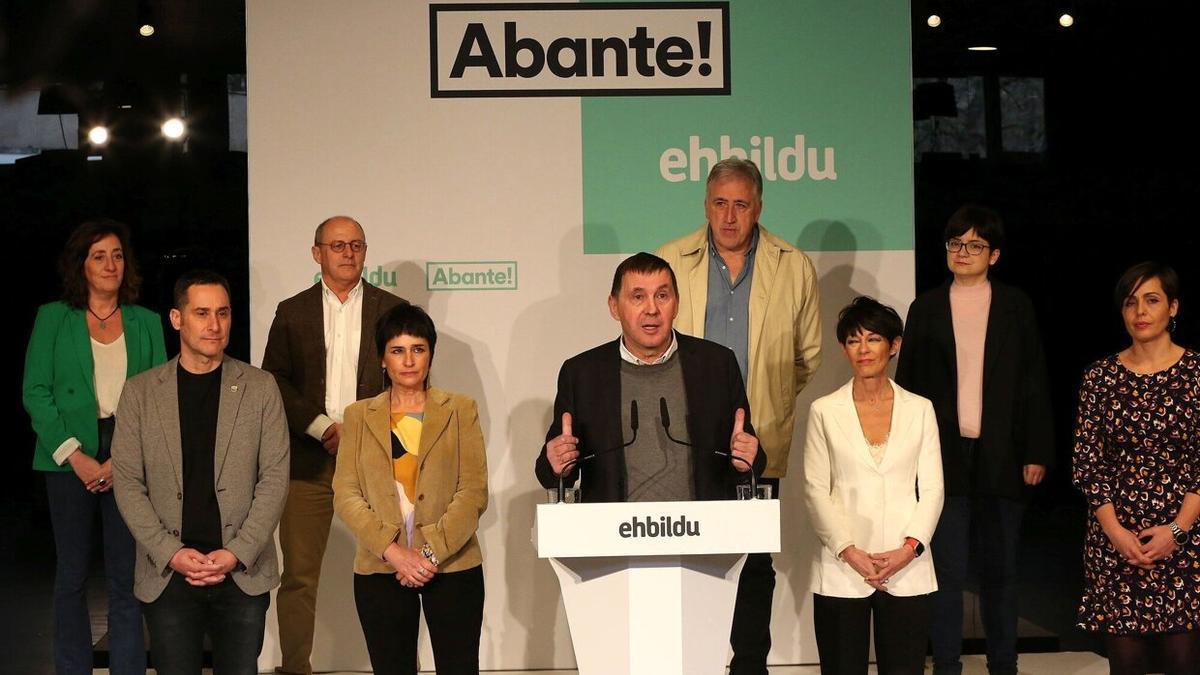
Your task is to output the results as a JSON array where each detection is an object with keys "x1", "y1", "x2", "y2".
[{"x1": 656, "y1": 158, "x2": 822, "y2": 675}]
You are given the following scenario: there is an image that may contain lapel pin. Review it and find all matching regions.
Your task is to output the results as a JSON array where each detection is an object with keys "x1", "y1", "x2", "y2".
[{"x1": 230, "y1": 385, "x2": 239, "y2": 392}]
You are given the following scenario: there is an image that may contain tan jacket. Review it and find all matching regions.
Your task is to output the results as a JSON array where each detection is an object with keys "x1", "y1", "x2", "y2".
[
  {"x1": 333, "y1": 388, "x2": 488, "y2": 575},
  {"x1": 657, "y1": 224, "x2": 822, "y2": 477}
]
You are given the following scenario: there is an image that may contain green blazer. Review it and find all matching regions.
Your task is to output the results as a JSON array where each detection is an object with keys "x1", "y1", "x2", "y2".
[{"x1": 23, "y1": 300, "x2": 167, "y2": 471}]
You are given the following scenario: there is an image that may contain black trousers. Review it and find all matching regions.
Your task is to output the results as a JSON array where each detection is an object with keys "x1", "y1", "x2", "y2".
[
  {"x1": 729, "y1": 477, "x2": 779, "y2": 675},
  {"x1": 353, "y1": 566, "x2": 485, "y2": 675},
  {"x1": 813, "y1": 591, "x2": 932, "y2": 675},
  {"x1": 142, "y1": 574, "x2": 269, "y2": 675}
]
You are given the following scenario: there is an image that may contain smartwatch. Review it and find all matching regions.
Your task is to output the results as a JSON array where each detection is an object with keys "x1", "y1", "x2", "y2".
[{"x1": 904, "y1": 537, "x2": 925, "y2": 557}]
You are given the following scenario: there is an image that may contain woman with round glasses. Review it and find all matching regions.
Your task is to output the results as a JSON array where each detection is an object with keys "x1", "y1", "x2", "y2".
[
  {"x1": 895, "y1": 205, "x2": 1055, "y2": 675},
  {"x1": 23, "y1": 219, "x2": 167, "y2": 675},
  {"x1": 1073, "y1": 262, "x2": 1199, "y2": 674}
]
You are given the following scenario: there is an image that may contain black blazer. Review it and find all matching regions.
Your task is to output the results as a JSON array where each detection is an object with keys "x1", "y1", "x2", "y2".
[
  {"x1": 261, "y1": 282, "x2": 405, "y2": 481},
  {"x1": 535, "y1": 333, "x2": 764, "y2": 502},
  {"x1": 895, "y1": 280, "x2": 1054, "y2": 498}
]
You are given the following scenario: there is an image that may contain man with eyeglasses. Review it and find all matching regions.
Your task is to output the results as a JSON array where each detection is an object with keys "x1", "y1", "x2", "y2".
[
  {"x1": 262, "y1": 215, "x2": 405, "y2": 675},
  {"x1": 895, "y1": 205, "x2": 1054, "y2": 675}
]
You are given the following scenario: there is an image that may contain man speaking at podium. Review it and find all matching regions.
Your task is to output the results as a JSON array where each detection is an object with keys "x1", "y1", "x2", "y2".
[{"x1": 535, "y1": 252, "x2": 764, "y2": 502}]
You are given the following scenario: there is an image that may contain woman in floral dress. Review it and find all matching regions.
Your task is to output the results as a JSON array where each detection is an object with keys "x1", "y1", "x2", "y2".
[{"x1": 1073, "y1": 261, "x2": 1200, "y2": 674}]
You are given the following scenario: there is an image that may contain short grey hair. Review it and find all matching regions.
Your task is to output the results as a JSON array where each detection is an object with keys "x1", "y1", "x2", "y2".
[
  {"x1": 706, "y1": 158, "x2": 763, "y2": 202},
  {"x1": 314, "y1": 215, "x2": 364, "y2": 245}
]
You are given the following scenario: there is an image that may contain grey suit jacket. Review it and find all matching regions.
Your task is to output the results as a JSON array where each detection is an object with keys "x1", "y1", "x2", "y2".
[{"x1": 111, "y1": 355, "x2": 291, "y2": 602}]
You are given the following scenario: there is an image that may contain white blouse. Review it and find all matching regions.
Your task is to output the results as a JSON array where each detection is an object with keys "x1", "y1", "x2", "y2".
[{"x1": 92, "y1": 334, "x2": 127, "y2": 418}]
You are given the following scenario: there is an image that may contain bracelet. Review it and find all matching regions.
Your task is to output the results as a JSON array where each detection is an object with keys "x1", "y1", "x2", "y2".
[{"x1": 420, "y1": 543, "x2": 440, "y2": 566}]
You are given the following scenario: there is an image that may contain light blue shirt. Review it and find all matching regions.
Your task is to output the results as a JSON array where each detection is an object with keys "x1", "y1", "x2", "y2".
[{"x1": 704, "y1": 227, "x2": 758, "y2": 381}]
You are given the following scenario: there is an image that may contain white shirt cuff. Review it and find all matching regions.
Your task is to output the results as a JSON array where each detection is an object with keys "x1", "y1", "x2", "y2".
[
  {"x1": 305, "y1": 415, "x2": 337, "y2": 441},
  {"x1": 53, "y1": 437, "x2": 83, "y2": 466}
]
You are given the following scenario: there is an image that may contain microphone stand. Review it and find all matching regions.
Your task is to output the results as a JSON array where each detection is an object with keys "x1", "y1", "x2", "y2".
[
  {"x1": 557, "y1": 400, "x2": 639, "y2": 503},
  {"x1": 659, "y1": 397, "x2": 758, "y2": 499}
]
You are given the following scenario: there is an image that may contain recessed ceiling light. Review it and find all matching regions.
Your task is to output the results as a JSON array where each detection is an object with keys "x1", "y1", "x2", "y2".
[
  {"x1": 1059, "y1": 13, "x2": 1075, "y2": 28},
  {"x1": 927, "y1": 14, "x2": 942, "y2": 28},
  {"x1": 161, "y1": 118, "x2": 186, "y2": 140},
  {"x1": 139, "y1": 24, "x2": 155, "y2": 37}
]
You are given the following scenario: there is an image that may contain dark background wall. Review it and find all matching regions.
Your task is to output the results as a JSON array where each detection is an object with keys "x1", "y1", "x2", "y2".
[{"x1": 1, "y1": 0, "x2": 1197, "y2": 664}]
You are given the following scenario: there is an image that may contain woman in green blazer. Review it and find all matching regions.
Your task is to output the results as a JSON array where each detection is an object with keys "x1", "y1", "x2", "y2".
[{"x1": 22, "y1": 219, "x2": 167, "y2": 675}]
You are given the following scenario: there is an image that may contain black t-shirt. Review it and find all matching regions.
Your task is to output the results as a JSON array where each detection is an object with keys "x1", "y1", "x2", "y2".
[{"x1": 178, "y1": 363, "x2": 223, "y2": 553}]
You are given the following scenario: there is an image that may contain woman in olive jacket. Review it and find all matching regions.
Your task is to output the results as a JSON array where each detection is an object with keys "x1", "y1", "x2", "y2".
[{"x1": 334, "y1": 303, "x2": 488, "y2": 675}]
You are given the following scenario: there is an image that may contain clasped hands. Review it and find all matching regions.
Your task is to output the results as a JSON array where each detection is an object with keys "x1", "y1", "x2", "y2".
[
  {"x1": 169, "y1": 548, "x2": 239, "y2": 586},
  {"x1": 384, "y1": 542, "x2": 438, "y2": 588},
  {"x1": 839, "y1": 544, "x2": 916, "y2": 592},
  {"x1": 1104, "y1": 523, "x2": 1178, "y2": 570},
  {"x1": 546, "y1": 408, "x2": 758, "y2": 476}
]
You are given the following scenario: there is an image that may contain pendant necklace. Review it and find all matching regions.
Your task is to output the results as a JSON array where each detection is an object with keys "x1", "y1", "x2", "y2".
[{"x1": 89, "y1": 305, "x2": 119, "y2": 329}]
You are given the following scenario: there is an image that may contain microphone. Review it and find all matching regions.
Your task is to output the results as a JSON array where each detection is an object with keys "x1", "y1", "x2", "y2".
[
  {"x1": 658, "y1": 396, "x2": 758, "y2": 499},
  {"x1": 557, "y1": 400, "x2": 638, "y2": 503},
  {"x1": 659, "y1": 396, "x2": 685, "y2": 446}
]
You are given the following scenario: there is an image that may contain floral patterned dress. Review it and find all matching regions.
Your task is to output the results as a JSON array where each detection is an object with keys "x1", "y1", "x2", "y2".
[{"x1": 1072, "y1": 350, "x2": 1200, "y2": 635}]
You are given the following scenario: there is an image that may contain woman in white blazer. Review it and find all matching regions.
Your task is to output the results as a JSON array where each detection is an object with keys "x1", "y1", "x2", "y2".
[{"x1": 804, "y1": 297, "x2": 945, "y2": 675}]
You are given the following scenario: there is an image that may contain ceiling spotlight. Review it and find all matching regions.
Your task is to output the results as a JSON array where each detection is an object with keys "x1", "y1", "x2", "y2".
[
  {"x1": 967, "y1": 46, "x2": 998, "y2": 52},
  {"x1": 87, "y1": 126, "x2": 109, "y2": 145},
  {"x1": 137, "y1": 0, "x2": 155, "y2": 37},
  {"x1": 927, "y1": 14, "x2": 942, "y2": 28},
  {"x1": 161, "y1": 118, "x2": 186, "y2": 140},
  {"x1": 1059, "y1": 13, "x2": 1075, "y2": 28}
]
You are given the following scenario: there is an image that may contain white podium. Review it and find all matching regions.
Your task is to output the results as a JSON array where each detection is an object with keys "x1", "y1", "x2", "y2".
[{"x1": 535, "y1": 499, "x2": 780, "y2": 675}]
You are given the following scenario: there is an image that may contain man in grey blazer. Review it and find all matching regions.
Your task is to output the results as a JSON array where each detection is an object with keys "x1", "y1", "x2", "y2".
[
  {"x1": 261, "y1": 215, "x2": 404, "y2": 675},
  {"x1": 112, "y1": 270, "x2": 289, "y2": 674}
]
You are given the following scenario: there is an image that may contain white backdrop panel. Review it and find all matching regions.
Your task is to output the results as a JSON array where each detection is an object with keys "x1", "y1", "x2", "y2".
[{"x1": 247, "y1": 1, "x2": 913, "y2": 670}]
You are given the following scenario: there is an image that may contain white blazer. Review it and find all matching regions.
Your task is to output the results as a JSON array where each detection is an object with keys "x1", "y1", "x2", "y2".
[{"x1": 803, "y1": 378, "x2": 944, "y2": 598}]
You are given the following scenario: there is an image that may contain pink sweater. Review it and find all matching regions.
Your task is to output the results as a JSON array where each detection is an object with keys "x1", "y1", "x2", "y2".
[{"x1": 950, "y1": 281, "x2": 991, "y2": 438}]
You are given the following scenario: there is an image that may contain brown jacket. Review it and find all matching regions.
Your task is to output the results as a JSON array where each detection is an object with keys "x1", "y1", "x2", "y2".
[
  {"x1": 261, "y1": 282, "x2": 405, "y2": 481},
  {"x1": 333, "y1": 388, "x2": 488, "y2": 574}
]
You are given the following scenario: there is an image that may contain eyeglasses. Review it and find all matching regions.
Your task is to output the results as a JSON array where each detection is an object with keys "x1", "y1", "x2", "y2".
[
  {"x1": 316, "y1": 240, "x2": 367, "y2": 253},
  {"x1": 945, "y1": 239, "x2": 989, "y2": 256}
]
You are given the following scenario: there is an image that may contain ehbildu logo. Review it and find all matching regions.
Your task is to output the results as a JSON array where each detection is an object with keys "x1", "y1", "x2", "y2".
[
  {"x1": 660, "y1": 135, "x2": 838, "y2": 183},
  {"x1": 618, "y1": 515, "x2": 701, "y2": 538},
  {"x1": 430, "y1": 2, "x2": 730, "y2": 97}
]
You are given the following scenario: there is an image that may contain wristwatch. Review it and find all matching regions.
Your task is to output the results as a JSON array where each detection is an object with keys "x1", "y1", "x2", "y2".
[
  {"x1": 420, "y1": 543, "x2": 440, "y2": 566},
  {"x1": 904, "y1": 537, "x2": 925, "y2": 557},
  {"x1": 1168, "y1": 521, "x2": 1189, "y2": 546}
]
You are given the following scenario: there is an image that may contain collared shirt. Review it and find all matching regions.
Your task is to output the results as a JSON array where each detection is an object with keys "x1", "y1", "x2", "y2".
[
  {"x1": 304, "y1": 279, "x2": 364, "y2": 440},
  {"x1": 704, "y1": 226, "x2": 758, "y2": 381},
  {"x1": 618, "y1": 330, "x2": 680, "y2": 366}
]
